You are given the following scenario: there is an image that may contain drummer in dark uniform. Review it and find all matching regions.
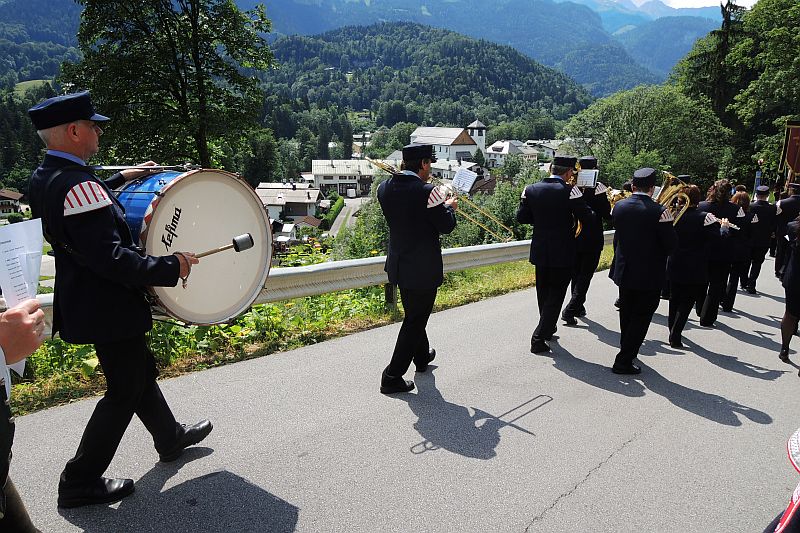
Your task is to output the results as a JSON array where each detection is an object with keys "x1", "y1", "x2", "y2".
[
  {"x1": 27, "y1": 91, "x2": 212, "y2": 508},
  {"x1": 561, "y1": 156, "x2": 611, "y2": 324},
  {"x1": 746, "y1": 185, "x2": 777, "y2": 293},
  {"x1": 377, "y1": 143, "x2": 457, "y2": 394},
  {"x1": 776, "y1": 183, "x2": 800, "y2": 280},
  {"x1": 609, "y1": 168, "x2": 677, "y2": 374},
  {"x1": 517, "y1": 155, "x2": 594, "y2": 354}
]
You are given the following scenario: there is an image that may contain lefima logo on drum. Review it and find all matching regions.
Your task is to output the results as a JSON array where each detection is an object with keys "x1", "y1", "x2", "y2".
[{"x1": 161, "y1": 206, "x2": 183, "y2": 251}]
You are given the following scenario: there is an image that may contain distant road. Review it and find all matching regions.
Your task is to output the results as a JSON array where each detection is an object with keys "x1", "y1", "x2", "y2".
[{"x1": 329, "y1": 197, "x2": 367, "y2": 236}]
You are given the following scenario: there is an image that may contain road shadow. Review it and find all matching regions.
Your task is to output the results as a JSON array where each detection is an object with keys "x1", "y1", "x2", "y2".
[
  {"x1": 58, "y1": 448, "x2": 299, "y2": 533},
  {"x1": 580, "y1": 317, "x2": 620, "y2": 350},
  {"x1": 394, "y1": 367, "x2": 548, "y2": 460},
  {"x1": 684, "y1": 340, "x2": 786, "y2": 380},
  {"x1": 549, "y1": 349, "x2": 772, "y2": 427}
]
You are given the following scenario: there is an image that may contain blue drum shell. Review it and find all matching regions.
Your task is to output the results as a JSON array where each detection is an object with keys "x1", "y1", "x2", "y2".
[{"x1": 116, "y1": 171, "x2": 182, "y2": 245}]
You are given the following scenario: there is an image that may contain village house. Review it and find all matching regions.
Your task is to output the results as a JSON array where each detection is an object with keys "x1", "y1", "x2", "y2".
[
  {"x1": 409, "y1": 119, "x2": 487, "y2": 162},
  {"x1": 311, "y1": 159, "x2": 376, "y2": 197},
  {"x1": 485, "y1": 140, "x2": 539, "y2": 168},
  {"x1": 0, "y1": 189, "x2": 22, "y2": 215},
  {"x1": 256, "y1": 182, "x2": 321, "y2": 222}
]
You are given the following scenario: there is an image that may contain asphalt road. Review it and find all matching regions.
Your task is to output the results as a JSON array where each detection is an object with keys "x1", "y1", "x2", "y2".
[{"x1": 11, "y1": 257, "x2": 799, "y2": 532}]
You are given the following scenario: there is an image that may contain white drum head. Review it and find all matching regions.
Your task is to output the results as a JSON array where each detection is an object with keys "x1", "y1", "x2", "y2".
[{"x1": 142, "y1": 169, "x2": 272, "y2": 324}]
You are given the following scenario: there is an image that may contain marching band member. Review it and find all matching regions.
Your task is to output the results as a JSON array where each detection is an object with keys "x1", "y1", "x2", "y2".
[
  {"x1": 666, "y1": 185, "x2": 719, "y2": 348},
  {"x1": 746, "y1": 185, "x2": 777, "y2": 294},
  {"x1": 779, "y1": 217, "x2": 800, "y2": 363},
  {"x1": 517, "y1": 155, "x2": 594, "y2": 354},
  {"x1": 27, "y1": 91, "x2": 211, "y2": 508},
  {"x1": 723, "y1": 190, "x2": 754, "y2": 309},
  {"x1": 377, "y1": 143, "x2": 457, "y2": 394},
  {"x1": 609, "y1": 168, "x2": 677, "y2": 374},
  {"x1": 776, "y1": 183, "x2": 800, "y2": 280},
  {"x1": 697, "y1": 179, "x2": 744, "y2": 326},
  {"x1": 561, "y1": 156, "x2": 611, "y2": 325}
]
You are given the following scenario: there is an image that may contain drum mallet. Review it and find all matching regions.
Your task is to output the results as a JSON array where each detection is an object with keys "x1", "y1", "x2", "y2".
[{"x1": 196, "y1": 233, "x2": 255, "y2": 258}]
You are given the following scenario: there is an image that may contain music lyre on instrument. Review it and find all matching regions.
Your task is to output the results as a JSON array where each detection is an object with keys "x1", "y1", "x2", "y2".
[
  {"x1": 116, "y1": 168, "x2": 272, "y2": 325},
  {"x1": 366, "y1": 157, "x2": 515, "y2": 242}
]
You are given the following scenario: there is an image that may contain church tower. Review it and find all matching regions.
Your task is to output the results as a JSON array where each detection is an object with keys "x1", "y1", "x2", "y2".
[{"x1": 467, "y1": 119, "x2": 487, "y2": 156}]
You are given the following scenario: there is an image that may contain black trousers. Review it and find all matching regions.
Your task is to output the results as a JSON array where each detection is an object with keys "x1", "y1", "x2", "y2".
[
  {"x1": 386, "y1": 287, "x2": 437, "y2": 377},
  {"x1": 777, "y1": 237, "x2": 788, "y2": 278},
  {"x1": 700, "y1": 261, "x2": 731, "y2": 326},
  {"x1": 532, "y1": 266, "x2": 572, "y2": 343},
  {"x1": 615, "y1": 287, "x2": 660, "y2": 367},
  {"x1": 668, "y1": 282, "x2": 706, "y2": 344},
  {"x1": 748, "y1": 245, "x2": 770, "y2": 289},
  {"x1": 563, "y1": 250, "x2": 601, "y2": 317},
  {"x1": 1, "y1": 383, "x2": 39, "y2": 532},
  {"x1": 723, "y1": 260, "x2": 750, "y2": 310},
  {"x1": 61, "y1": 335, "x2": 180, "y2": 485}
]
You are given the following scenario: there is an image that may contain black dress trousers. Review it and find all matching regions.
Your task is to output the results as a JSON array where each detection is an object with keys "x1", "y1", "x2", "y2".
[
  {"x1": 748, "y1": 245, "x2": 770, "y2": 289},
  {"x1": 700, "y1": 261, "x2": 731, "y2": 326},
  {"x1": 668, "y1": 282, "x2": 706, "y2": 344},
  {"x1": 61, "y1": 335, "x2": 180, "y2": 485},
  {"x1": 615, "y1": 287, "x2": 661, "y2": 367},
  {"x1": 533, "y1": 266, "x2": 573, "y2": 343},
  {"x1": 564, "y1": 249, "x2": 602, "y2": 317},
  {"x1": 386, "y1": 287, "x2": 438, "y2": 377}
]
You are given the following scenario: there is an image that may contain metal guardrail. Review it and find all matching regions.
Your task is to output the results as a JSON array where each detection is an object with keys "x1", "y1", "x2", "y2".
[{"x1": 18, "y1": 231, "x2": 615, "y2": 333}]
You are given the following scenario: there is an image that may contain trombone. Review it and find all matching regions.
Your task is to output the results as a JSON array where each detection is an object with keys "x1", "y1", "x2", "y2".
[{"x1": 366, "y1": 158, "x2": 515, "y2": 242}]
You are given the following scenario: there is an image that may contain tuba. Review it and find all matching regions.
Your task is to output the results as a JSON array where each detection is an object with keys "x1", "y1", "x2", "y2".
[
  {"x1": 366, "y1": 158, "x2": 515, "y2": 242},
  {"x1": 655, "y1": 172, "x2": 690, "y2": 225}
]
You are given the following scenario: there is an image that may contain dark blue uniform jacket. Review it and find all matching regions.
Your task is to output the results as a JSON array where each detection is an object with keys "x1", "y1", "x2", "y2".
[
  {"x1": 610, "y1": 193, "x2": 678, "y2": 291},
  {"x1": 666, "y1": 207, "x2": 719, "y2": 285},
  {"x1": 698, "y1": 200, "x2": 746, "y2": 263},
  {"x1": 777, "y1": 195, "x2": 800, "y2": 238},
  {"x1": 749, "y1": 199, "x2": 777, "y2": 248},
  {"x1": 516, "y1": 177, "x2": 595, "y2": 268},
  {"x1": 377, "y1": 172, "x2": 457, "y2": 290},
  {"x1": 28, "y1": 154, "x2": 180, "y2": 344},
  {"x1": 575, "y1": 185, "x2": 611, "y2": 253}
]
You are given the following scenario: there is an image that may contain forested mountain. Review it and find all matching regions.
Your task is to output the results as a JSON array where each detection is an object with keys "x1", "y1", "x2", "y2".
[
  {"x1": 262, "y1": 23, "x2": 592, "y2": 130},
  {"x1": 248, "y1": 0, "x2": 661, "y2": 95},
  {"x1": 615, "y1": 16, "x2": 719, "y2": 78},
  {"x1": 0, "y1": 0, "x2": 81, "y2": 87},
  {"x1": 554, "y1": 0, "x2": 719, "y2": 33}
]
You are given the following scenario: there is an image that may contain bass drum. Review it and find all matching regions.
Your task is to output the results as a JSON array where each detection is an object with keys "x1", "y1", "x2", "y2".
[{"x1": 117, "y1": 169, "x2": 272, "y2": 325}]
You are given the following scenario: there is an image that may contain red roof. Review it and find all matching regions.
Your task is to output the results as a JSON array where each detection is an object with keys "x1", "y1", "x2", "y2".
[
  {"x1": 296, "y1": 215, "x2": 323, "y2": 228},
  {"x1": 0, "y1": 189, "x2": 22, "y2": 201}
]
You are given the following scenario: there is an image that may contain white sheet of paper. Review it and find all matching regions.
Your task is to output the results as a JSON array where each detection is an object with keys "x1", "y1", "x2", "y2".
[
  {"x1": 576, "y1": 169, "x2": 599, "y2": 188},
  {"x1": 0, "y1": 218, "x2": 43, "y2": 392},
  {"x1": 452, "y1": 167, "x2": 478, "y2": 194}
]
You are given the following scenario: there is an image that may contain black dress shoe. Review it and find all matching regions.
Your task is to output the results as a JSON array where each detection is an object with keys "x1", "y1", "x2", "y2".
[
  {"x1": 780, "y1": 349, "x2": 791, "y2": 363},
  {"x1": 159, "y1": 420, "x2": 213, "y2": 462},
  {"x1": 380, "y1": 377, "x2": 415, "y2": 394},
  {"x1": 530, "y1": 340, "x2": 550, "y2": 354},
  {"x1": 58, "y1": 477, "x2": 135, "y2": 508},
  {"x1": 746, "y1": 286, "x2": 757, "y2": 295},
  {"x1": 576, "y1": 307, "x2": 587, "y2": 317},
  {"x1": 669, "y1": 340, "x2": 684, "y2": 349},
  {"x1": 612, "y1": 363, "x2": 641, "y2": 375},
  {"x1": 415, "y1": 349, "x2": 436, "y2": 373},
  {"x1": 561, "y1": 314, "x2": 578, "y2": 326}
]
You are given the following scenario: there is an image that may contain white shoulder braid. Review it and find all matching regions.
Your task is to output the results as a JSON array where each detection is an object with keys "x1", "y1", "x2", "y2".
[
  {"x1": 659, "y1": 208, "x2": 674, "y2": 223},
  {"x1": 751, "y1": 213, "x2": 760, "y2": 224},
  {"x1": 427, "y1": 185, "x2": 447, "y2": 208},
  {"x1": 569, "y1": 186, "x2": 582, "y2": 200},
  {"x1": 64, "y1": 181, "x2": 112, "y2": 216},
  {"x1": 704, "y1": 212, "x2": 719, "y2": 226},
  {"x1": 595, "y1": 182, "x2": 608, "y2": 195}
]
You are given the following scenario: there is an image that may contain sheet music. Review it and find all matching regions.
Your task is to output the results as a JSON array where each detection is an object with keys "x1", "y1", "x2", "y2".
[
  {"x1": 452, "y1": 167, "x2": 478, "y2": 194},
  {"x1": 576, "y1": 169, "x2": 599, "y2": 188},
  {"x1": 651, "y1": 186, "x2": 663, "y2": 200},
  {"x1": 0, "y1": 218, "x2": 44, "y2": 396}
]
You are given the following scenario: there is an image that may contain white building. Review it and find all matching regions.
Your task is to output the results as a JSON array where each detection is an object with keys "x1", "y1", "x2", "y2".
[
  {"x1": 410, "y1": 119, "x2": 487, "y2": 161},
  {"x1": 311, "y1": 159, "x2": 376, "y2": 196},
  {"x1": 430, "y1": 160, "x2": 481, "y2": 181},
  {"x1": 485, "y1": 140, "x2": 539, "y2": 168},
  {"x1": 526, "y1": 139, "x2": 564, "y2": 159},
  {"x1": 256, "y1": 183, "x2": 321, "y2": 221}
]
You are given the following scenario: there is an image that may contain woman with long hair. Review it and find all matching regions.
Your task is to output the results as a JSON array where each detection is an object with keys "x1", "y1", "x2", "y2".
[
  {"x1": 697, "y1": 179, "x2": 744, "y2": 326},
  {"x1": 722, "y1": 190, "x2": 753, "y2": 310},
  {"x1": 667, "y1": 184, "x2": 719, "y2": 347}
]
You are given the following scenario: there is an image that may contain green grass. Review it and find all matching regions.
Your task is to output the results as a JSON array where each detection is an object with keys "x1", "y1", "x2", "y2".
[{"x1": 14, "y1": 80, "x2": 50, "y2": 96}]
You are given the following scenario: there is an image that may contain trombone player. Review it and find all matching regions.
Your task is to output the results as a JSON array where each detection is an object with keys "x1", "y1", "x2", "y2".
[
  {"x1": 562, "y1": 156, "x2": 611, "y2": 325},
  {"x1": 517, "y1": 155, "x2": 594, "y2": 354}
]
